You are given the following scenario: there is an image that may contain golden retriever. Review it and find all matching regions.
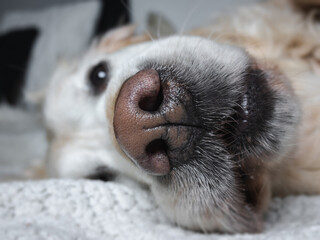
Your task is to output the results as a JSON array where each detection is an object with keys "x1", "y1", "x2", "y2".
[{"x1": 43, "y1": 0, "x2": 320, "y2": 233}]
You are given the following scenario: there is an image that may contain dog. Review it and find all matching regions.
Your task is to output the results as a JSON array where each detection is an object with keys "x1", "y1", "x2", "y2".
[{"x1": 42, "y1": 0, "x2": 320, "y2": 233}]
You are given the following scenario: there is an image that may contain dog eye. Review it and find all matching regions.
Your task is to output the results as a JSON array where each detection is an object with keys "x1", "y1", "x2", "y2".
[{"x1": 88, "y1": 61, "x2": 109, "y2": 95}]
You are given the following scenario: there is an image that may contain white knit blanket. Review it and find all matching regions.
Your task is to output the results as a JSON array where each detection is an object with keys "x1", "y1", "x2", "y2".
[
  {"x1": 1, "y1": 107, "x2": 320, "y2": 240},
  {"x1": 1, "y1": 179, "x2": 320, "y2": 240},
  {"x1": 2, "y1": 1, "x2": 320, "y2": 238}
]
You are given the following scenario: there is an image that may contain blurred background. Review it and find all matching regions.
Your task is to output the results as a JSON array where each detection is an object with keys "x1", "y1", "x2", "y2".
[{"x1": 0, "y1": 0, "x2": 262, "y2": 180}]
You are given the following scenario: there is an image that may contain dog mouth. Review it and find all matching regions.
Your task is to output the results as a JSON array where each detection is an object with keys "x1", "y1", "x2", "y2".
[
  {"x1": 113, "y1": 63, "x2": 276, "y2": 176},
  {"x1": 112, "y1": 54, "x2": 298, "y2": 233},
  {"x1": 111, "y1": 36, "x2": 300, "y2": 233},
  {"x1": 219, "y1": 68, "x2": 277, "y2": 159}
]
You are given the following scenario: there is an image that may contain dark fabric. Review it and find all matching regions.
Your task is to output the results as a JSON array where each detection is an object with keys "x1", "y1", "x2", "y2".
[
  {"x1": 0, "y1": 28, "x2": 38, "y2": 105},
  {"x1": 0, "y1": 0, "x2": 131, "y2": 106},
  {"x1": 94, "y1": 0, "x2": 131, "y2": 37}
]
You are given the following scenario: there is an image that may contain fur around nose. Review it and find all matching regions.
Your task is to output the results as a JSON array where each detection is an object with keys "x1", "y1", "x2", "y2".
[{"x1": 113, "y1": 69, "x2": 193, "y2": 176}]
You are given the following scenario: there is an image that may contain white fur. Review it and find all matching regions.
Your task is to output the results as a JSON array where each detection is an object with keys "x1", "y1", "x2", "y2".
[{"x1": 44, "y1": 1, "x2": 320, "y2": 233}]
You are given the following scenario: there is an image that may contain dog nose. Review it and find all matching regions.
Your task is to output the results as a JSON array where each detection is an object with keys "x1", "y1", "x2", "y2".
[{"x1": 113, "y1": 69, "x2": 198, "y2": 176}]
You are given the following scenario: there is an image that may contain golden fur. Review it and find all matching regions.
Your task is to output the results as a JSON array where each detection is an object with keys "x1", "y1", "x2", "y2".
[{"x1": 42, "y1": 0, "x2": 320, "y2": 233}]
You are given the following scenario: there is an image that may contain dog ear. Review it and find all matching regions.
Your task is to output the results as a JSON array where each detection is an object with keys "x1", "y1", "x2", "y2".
[
  {"x1": 95, "y1": 25, "x2": 150, "y2": 52},
  {"x1": 292, "y1": 0, "x2": 320, "y2": 13}
]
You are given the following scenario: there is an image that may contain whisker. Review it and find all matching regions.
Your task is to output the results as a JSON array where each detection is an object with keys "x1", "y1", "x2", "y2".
[{"x1": 178, "y1": 0, "x2": 205, "y2": 35}]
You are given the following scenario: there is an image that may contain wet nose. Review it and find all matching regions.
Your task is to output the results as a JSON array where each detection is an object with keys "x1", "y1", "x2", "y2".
[{"x1": 113, "y1": 69, "x2": 196, "y2": 176}]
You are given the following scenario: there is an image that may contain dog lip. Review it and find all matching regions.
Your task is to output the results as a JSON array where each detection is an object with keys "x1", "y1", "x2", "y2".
[
  {"x1": 142, "y1": 122, "x2": 204, "y2": 131},
  {"x1": 240, "y1": 92, "x2": 249, "y2": 119},
  {"x1": 234, "y1": 71, "x2": 264, "y2": 133},
  {"x1": 223, "y1": 68, "x2": 277, "y2": 154},
  {"x1": 237, "y1": 88, "x2": 250, "y2": 131}
]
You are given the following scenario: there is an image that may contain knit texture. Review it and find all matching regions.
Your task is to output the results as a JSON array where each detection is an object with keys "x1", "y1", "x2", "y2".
[{"x1": 1, "y1": 179, "x2": 320, "y2": 240}]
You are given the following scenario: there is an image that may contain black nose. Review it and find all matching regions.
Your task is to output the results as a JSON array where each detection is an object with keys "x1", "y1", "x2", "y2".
[{"x1": 113, "y1": 69, "x2": 198, "y2": 176}]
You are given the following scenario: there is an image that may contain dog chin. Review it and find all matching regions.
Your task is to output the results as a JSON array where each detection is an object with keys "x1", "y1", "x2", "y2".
[{"x1": 109, "y1": 36, "x2": 300, "y2": 233}]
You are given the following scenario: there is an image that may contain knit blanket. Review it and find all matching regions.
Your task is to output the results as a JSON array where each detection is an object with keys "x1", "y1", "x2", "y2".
[
  {"x1": 1, "y1": 106, "x2": 320, "y2": 240},
  {"x1": 2, "y1": 1, "x2": 320, "y2": 238},
  {"x1": 1, "y1": 179, "x2": 320, "y2": 240}
]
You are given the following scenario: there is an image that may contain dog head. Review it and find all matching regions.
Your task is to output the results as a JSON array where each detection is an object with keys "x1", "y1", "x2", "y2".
[{"x1": 44, "y1": 27, "x2": 300, "y2": 233}]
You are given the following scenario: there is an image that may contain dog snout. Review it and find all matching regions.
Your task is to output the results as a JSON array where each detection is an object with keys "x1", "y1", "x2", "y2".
[{"x1": 113, "y1": 69, "x2": 200, "y2": 176}]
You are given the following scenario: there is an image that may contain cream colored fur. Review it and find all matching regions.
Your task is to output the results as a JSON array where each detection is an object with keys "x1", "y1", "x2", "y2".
[{"x1": 43, "y1": 0, "x2": 320, "y2": 233}]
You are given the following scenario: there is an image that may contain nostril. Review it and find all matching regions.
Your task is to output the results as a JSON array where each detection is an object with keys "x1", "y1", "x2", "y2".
[
  {"x1": 144, "y1": 139, "x2": 171, "y2": 175},
  {"x1": 114, "y1": 69, "x2": 172, "y2": 176},
  {"x1": 146, "y1": 138, "x2": 168, "y2": 156},
  {"x1": 139, "y1": 87, "x2": 163, "y2": 112}
]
